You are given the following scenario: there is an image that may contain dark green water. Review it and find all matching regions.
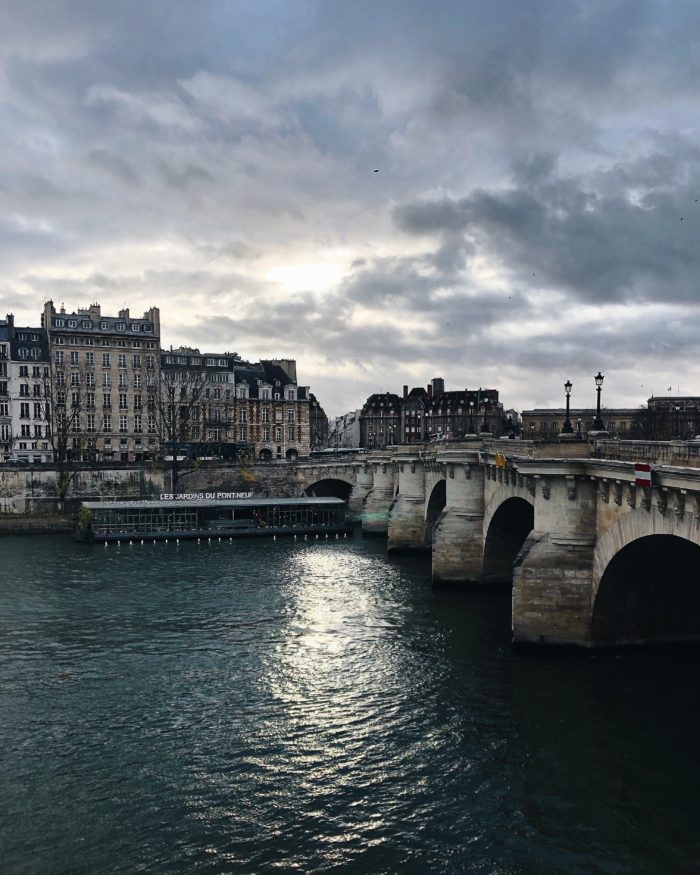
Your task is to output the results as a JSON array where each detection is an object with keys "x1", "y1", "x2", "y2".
[{"x1": 0, "y1": 534, "x2": 698, "y2": 874}]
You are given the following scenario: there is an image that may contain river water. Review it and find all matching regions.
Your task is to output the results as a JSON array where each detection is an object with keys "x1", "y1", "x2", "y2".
[{"x1": 0, "y1": 534, "x2": 698, "y2": 874}]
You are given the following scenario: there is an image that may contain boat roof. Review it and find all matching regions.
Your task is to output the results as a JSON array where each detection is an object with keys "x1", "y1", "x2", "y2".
[{"x1": 83, "y1": 497, "x2": 345, "y2": 511}]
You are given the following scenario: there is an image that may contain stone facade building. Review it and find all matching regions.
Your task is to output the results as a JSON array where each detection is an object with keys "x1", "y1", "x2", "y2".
[
  {"x1": 160, "y1": 348, "x2": 312, "y2": 460},
  {"x1": 309, "y1": 393, "x2": 329, "y2": 450},
  {"x1": 360, "y1": 393, "x2": 401, "y2": 448},
  {"x1": 520, "y1": 407, "x2": 642, "y2": 439},
  {"x1": 0, "y1": 315, "x2": 52, "y2": 462},
  {"x1": 42, "y1": 301, "x2": 161, "y2": 462},
  {"x1": 359, "y1": 380, "x2": 507, "y2": 447}
]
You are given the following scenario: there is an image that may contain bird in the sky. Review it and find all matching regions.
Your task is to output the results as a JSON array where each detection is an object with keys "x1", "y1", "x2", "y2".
[{"x1": 373, "y1": 169, "x2": 380, "y2": 172}]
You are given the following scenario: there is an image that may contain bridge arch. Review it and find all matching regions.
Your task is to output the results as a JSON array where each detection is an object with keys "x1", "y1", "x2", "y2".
[
  {"x1": 303, "y1": 478, "x2": 353, "y2": 501},
  {"x1": 482, "y1": 496, "x2": 534, "y2": 585},
  {"x1": 592, "y1": 534, "x2": 700, "y2": 646},
  {"x1": 591, "y1": 508, "x2": 700, "y2": 646},
  {"x1": 424, "y1": 480, "x2": 446, "y2": 544}
]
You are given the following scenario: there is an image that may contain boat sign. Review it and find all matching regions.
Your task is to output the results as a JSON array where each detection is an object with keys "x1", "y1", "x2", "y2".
[{"x1": 633, "y1": 463, "x2": 652, "y2": 488}]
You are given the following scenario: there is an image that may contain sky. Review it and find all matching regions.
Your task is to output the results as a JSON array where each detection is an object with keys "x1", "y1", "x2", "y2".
[{"x1": 2, "y1": 0, "x2": 700, "y2": 417}]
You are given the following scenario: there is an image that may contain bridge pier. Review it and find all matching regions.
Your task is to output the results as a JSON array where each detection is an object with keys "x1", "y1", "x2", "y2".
[
  {"x1": 432, "y1": 455, "x2": 485, "y2": 584},
  {"x1": 362, "y1": 460, "x2": 395, "y2": 535},
  {"x1": 512, "y1": 476, "x2": 597, "y2": 648},
  {"x1": 388, "y1": 456, "x2": 427, "y2": 551},
  {"x1": 348, "y1": 466, "x2": 373, "y2": 521}
]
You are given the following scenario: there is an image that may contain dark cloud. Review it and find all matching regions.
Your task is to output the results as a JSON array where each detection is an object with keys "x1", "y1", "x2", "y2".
[{"x1": 3, "y1": 1, "x2": 700, "y2": 413}]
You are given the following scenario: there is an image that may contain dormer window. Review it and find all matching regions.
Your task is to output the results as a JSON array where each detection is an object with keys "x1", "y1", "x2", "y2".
[
  {"x1": 68, "y1": 320, "x2": 77, "y2": 328},
  {"x1": 131, "y1": 324, "x2": 140, "y2": 332},
  {"x1": 82, "y1": 321, "x2": 91, "y2": 329},
  {"x1": 55, "y1": 319, "x2": 64, "y2": 327},
  {"x1": 115, "y1": 322, "x2": 125, "y2": 331},
  {"x1": 143, "y1": 324, "x2": 152, "y2": 332},
  {"x1": 100, "y1": 322, "x2": 109, "y2": 330}
]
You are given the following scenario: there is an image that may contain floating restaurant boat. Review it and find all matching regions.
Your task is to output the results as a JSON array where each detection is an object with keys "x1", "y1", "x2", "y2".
[{"x1": 76, "y1": 496, "x2": 352, "y2": 543}]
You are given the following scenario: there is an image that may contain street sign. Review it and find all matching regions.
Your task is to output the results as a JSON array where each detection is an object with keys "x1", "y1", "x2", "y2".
[{"x1": 634, "y1": 462, "x2": 652, "y2": 488}]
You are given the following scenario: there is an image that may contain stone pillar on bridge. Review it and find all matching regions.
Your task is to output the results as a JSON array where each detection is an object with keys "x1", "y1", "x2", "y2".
[
  {"x1": 348, "y1": 464, "x2": 373, "y2": 520},
  {"x1": 512, "y1": 466, "x2": 597, "y2": 648},
  {"x1": 361, "y1": 458, "x2": 395, "y2": 535},
  {"x1": 387, "y1": 454, "x2": 427, "y2": 551},
  {"x1": 432, "y1": 451, "x2": 485, "y2": 584}
]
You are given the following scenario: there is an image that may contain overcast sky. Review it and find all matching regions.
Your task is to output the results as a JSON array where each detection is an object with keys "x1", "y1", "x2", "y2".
[{"x1": 2, "y1": 0, "x2": 700, "y2": 416}]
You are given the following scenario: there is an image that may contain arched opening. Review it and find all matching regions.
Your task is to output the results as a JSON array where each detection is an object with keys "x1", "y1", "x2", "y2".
[
  {"x1": 425, "y1": 480, "x2": 446, "y2": 545},
  {"x1": 286, "y1": 448, "x2": 299, "y2": 462},
  {"x1": 304, "y1": 478, "x2": 352, "y2": 501},
  {"x1": 258, "y1": 448, "x2": 272, "y2": 462},
  {"x1": 592, "y1": 535, "x2": 700, "y2": 647},
  {"x1": 483, "y1": 497, "x2": 534, "y2": 585}
]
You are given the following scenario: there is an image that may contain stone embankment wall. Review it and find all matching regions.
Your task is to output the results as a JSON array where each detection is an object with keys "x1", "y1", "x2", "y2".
[{"x1": 0, "y1": 462, "x2": 307, "y2": 515}]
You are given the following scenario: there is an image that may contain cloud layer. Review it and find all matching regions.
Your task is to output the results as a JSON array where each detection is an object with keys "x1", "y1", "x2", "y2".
[{"x1": 2, "y1": 0, "x2": 700, "y2": 414}]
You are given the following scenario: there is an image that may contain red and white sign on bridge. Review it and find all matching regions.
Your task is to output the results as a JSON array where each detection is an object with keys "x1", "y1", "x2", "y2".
[{"x1": 634, "y1": 462, "x2": 652, "y2": 488}]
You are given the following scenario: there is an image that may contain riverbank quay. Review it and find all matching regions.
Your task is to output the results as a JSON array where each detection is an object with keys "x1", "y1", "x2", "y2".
[{"x1": 0, "y1": 513, "x2": 73, "y2": 535}]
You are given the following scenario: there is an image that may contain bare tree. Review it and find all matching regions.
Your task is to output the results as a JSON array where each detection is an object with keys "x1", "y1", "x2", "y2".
[
  {"x1": 39, "y1": 360, "x2": 103, "y2": 508},
  {"x1": 149, "y1": 366, "x2": 233, "y2": 493}
]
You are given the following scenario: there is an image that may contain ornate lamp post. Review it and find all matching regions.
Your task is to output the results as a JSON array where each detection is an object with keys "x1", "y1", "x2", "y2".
[
  {"x1": 561, "y1": 380, "x2": 574, "y2": 434},
  {"x1": 592, "y1": 372, "x2": 605, "y2": 431}
]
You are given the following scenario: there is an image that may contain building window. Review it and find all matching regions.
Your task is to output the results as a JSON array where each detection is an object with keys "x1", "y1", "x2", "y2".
[
  {"x1": 19, "y1": 383, "x2": 29, "y2": 397},
  {"x1": 131, "y1": 324, "x2": 140, "y2": 332},
  {"x1": 148, "y1": 416, "x2": 156, "y2": 434},
  {"x1": 20, "y1": 402, "x2": 30, "y2": 419},
  {"x1": 133, "y1": 374, "x2": 141, "y2": 390},
  {"x1": 119, "y1": 394, "x2": 128, "y2": 410},
  {"x1": 262, "y1": 427, "x2": 270, "y2": 442},
  {"x1": 102, "y1": 393, "x2": 111, "y2": 409},
  {"x1": 134, "y1": 414, "x2": 142, "y2": 432},
  {"x1": 70, "y1": 351, "x2": 79, "y2": 365},
  {"x1": 86, "y1": 352, "x2": 94, "y2": 366},
  {"x1": 133, "y1": 355, "x2": 141, "y2": 368},
  {"x1": 102, "y1": 373, "x2": 111, "y2": 388},
  {"x1": 262, "y1": 408, "x2": 270, "y2": 423},
  {"x1": 116, "y1": 322, "x2": 125, "y2": 331},
  {"x1": 287, "y1": 410, "x2": 295, "y2": 423},
  {"x1": 238, "y1": 425, "x2": 247, "y2": 441},
  {"x1": 239, "y1": 409, "x2": 247, "y2": 423},
  {"x1": 55, "y1": 351, "x2": 64, "y2": 365},
  {"x1": 103, "y1": 414, "x2": 112, "y2": 432},
  {"x1": 102, "y1": 353, "x2": 110, "y2": 367},
  {"x1": 119, "y1": 415, "x2": 128, "y2": 432},
  {"x1": 87, "y1": 414, "x2": 96, "y2": 433},
  {"x1": 275, "y1": 426, "x2": 282, "y2": 442},
  {"x1": 70, "y1": 372, "x2": 80, "y2": 387},
  {"x1": 86, "y1": 373, "x2": 95, "y2": 388}
]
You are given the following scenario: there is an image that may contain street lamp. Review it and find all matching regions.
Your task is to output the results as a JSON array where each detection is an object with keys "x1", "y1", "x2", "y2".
[
  {"x1": 561, "y1": 380, "x2": 574, "y2": 434},
  {"x1": 468, "y1": 401, "x2": 475, "y2": 434},
  {"x1": 675, "y1": 404, "x2": 681, "y2": 440},
  {"x1": 592, "y1": 372, "x2": 605, "y2": 431}
]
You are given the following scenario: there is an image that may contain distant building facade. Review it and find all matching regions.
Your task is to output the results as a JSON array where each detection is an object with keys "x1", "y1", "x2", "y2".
[
  {"x1": 359, "y1": 379, "x2": 507, "y2": 447},
  {"x1": 160, "y1": 348, "x2": 312, "y2": 460},
  {"x1": 0, "y1": 315, "x2": 52, "y2": 462},
  {"x1": 309, "y1": 394, "x2": 329, "y2": 450},
  {"x1": 520, "y1": 407, "x2": 642, "y2": 439}
]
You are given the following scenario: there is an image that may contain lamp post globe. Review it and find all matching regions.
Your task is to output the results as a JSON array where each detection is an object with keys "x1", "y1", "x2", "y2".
[
  {"x1": 592, "y1": 372, "x2": 605, "y2": 431},
  {"x1": 561, "y1": 380, "x2": 574, "y2": 434}
]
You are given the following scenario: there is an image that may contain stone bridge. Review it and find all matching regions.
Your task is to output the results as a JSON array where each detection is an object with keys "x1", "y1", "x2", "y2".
[{"x1": 294, "y1": 442, "x2": 700, "y2": 650}]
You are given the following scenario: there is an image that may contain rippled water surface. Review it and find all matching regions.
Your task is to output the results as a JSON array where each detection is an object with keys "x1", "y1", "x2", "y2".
[{"x1": 1, "y1": 534, "x2": 699, "y2": 874}]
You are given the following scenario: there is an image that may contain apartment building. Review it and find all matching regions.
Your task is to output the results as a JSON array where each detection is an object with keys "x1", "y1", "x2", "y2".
[{"x1": 42, "y1": 301, "x2": 161, "y2": 462}]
